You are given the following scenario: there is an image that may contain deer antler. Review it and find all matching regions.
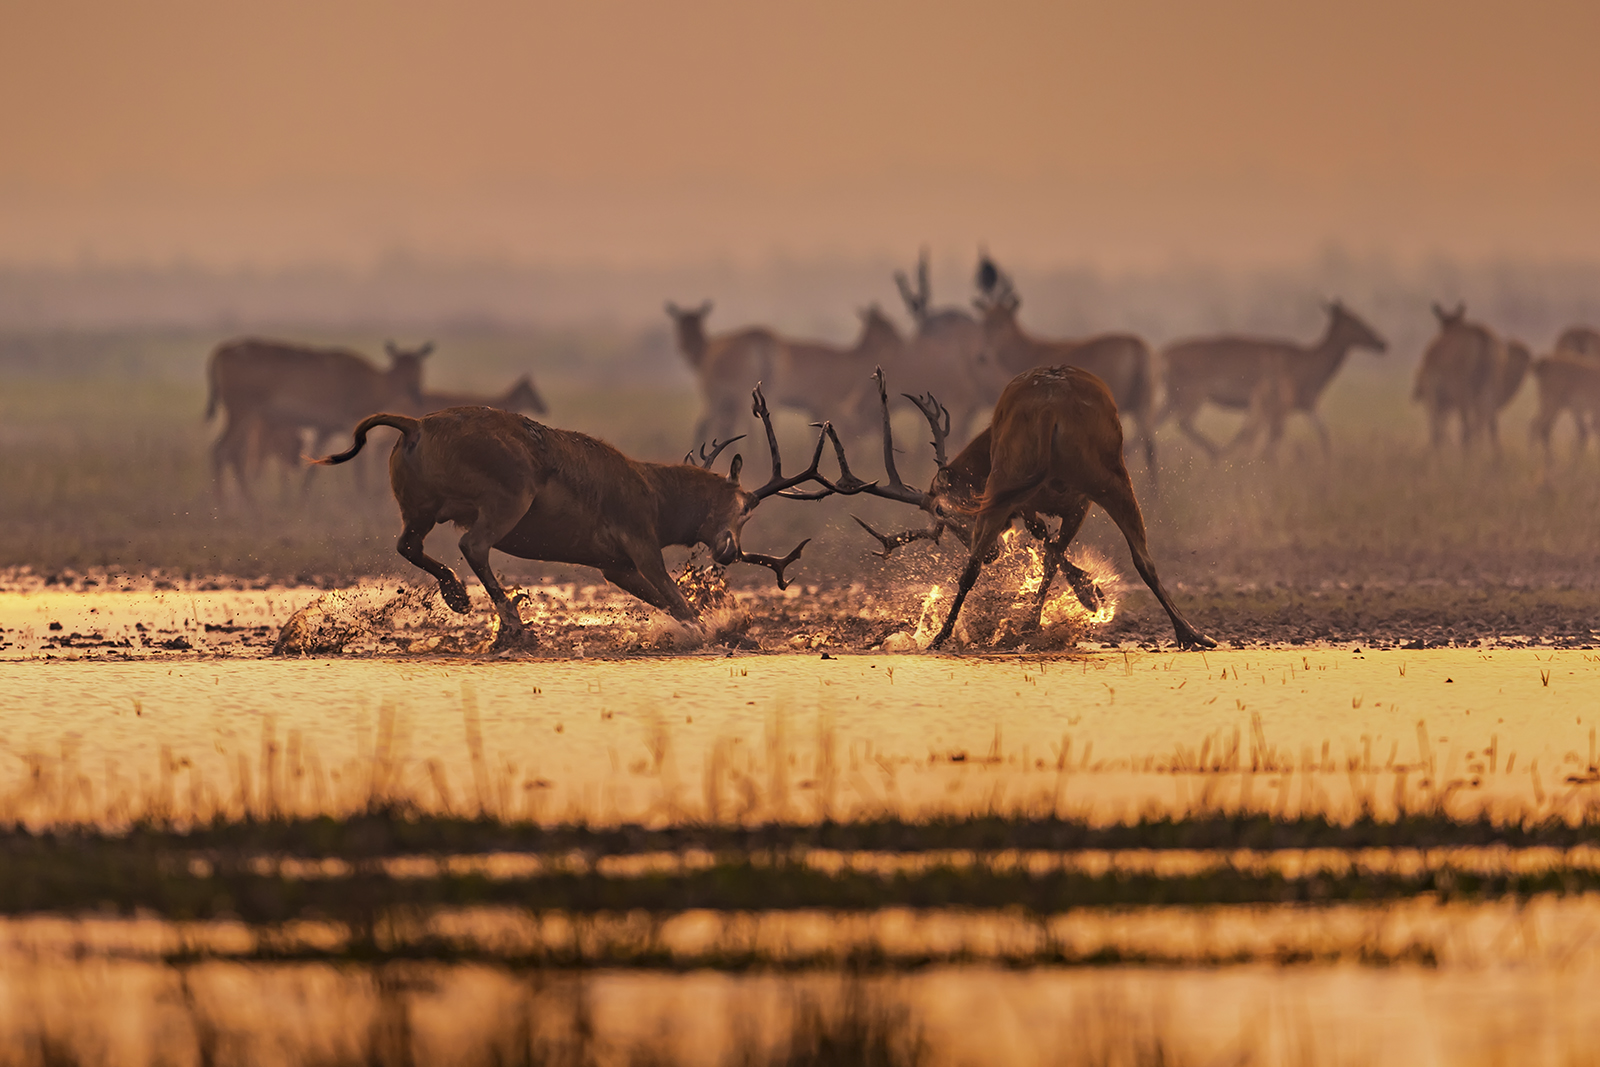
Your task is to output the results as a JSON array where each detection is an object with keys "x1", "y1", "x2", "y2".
[
  {"x1": 737, "y1": 539, "x2": 811, "y2": 589},
  {"x1": 851, "y1": 515, "x2": 942, "y2": 559},
  {"x1": 902, "y1": 391, "x2": 950, "y2": 469},
  {"x1": 748, "y1": 384, "x2": 835, "y2": 501},
  {"x1": 685, "y1": 435, "x2": 745, "y2": 470}
]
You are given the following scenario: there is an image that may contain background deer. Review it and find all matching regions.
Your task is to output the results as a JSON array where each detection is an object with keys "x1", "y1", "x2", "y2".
[
  {"x1": 206, "y1": 338, "x2": 432, "y2": 497},
  {"x1": 889, "y1": 249, "x2": 992, "y2": 444},
  {"x1": 1413, "y1": 302, "x2": 1528, "y2": 452},
  {"x1": 669, "y1": 301, "x2": 901, "y2": 445},
  {"x1": 314, "y1": 386, "x2": 836, "y2": 648},
  {"x1": 217, "y1": 374, "x2": 549, "y2": 499},
  {"x1": 831, "y1": 367, "x2": 1213, "y2": 651},
  {"x1": 973, "y1": 258, "x2": 1158, "y2": 477},
  {"x1": 1530, "y1": 325, "x2": 1600, "y2": 459},
  {"x1": 1157, "y1": 300, "x2": 1387, "y2": 460}
]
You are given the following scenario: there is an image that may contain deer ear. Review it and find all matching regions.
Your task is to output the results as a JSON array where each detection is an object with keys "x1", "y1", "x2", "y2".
[
  {"x1": 418, "y1": 341, "x2": 434, "y2": 358},
  {"x1": 699, "y1": 299, "x2": 713, "y2": 316},
  {"x1": 728, "y1": 454, "x2": 743, "y2": 485},
  {"x1": 665, "y1": 301, "x2": 680, "y2": 317},
  {"x1": 385, "y1": 340, "x2": 398, "y2": 357}
]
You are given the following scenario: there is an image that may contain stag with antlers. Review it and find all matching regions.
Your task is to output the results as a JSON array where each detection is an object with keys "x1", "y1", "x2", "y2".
[
  {"x1": 830, "y1": 367, "x2": 1213, "y2": 651},
  {"x1": 315, "y1": 387, "x2": 835, "y2": 647}
]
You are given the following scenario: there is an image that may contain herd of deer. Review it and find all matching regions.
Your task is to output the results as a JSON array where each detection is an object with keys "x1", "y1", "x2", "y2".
[{"x1": 201, "y1": 251, "x2": 1600, "y2": 652}]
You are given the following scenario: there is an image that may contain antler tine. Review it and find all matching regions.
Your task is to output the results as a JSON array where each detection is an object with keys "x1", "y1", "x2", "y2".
[
  {"x1": 737, "y1": 539, "x2": 811, "y2": 590},
  {"x1": 902, "y1": 391, "x2": 950, "y2": 469},
  {"x1": 812, "y1": 422, "x2": 876, "y2": 495},
  {"x1": 851, "y1": 515, "x2": 942, "y2": 559},
  {"x1": 685, "y1": 435, "x2": 746, "y2": 469},
  {"x1": 749, "y1": 385, "x2": 836, "y2": 501},
  {"x1": 874, "y1": 366, "x2": 908, "y2": 491}
]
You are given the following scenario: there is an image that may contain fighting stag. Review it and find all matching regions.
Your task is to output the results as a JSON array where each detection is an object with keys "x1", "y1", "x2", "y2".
[
  {"x1": 1157, "y1": 301, "x2": 1387, "y2": 460},
  {"x1": 1413, "y1": 303, "x2": 1528, "y2": 453},
  {"x1": 832, "y1": 368, "x2": 1213, "y2": 651},
  {"x1": 313, "y1": 387, "x2": 836, "y2": 647}
]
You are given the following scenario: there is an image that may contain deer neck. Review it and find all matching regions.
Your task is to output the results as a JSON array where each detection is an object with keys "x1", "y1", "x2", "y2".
[
  {"x1": 642, "y1": 463, "x2": 731, "y2": 547},
  {"x1": 675, "y1": 323, "x2": 709, "y2": 366},
  {"x1": 1296, "y1": 322, "x2": 1355, "y2": 396}
]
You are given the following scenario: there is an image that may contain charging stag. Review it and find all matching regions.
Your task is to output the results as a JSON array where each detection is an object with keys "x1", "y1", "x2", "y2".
[
  {"x1": 1413, "y1": 303, "x2": 1529, "y2": 453},
  {"x1": 666, "y1": 301, "x2": 902, "y2": 444},
  {"x1": 1157, "y1": 301, "x2": 1387, "y2": 460},
  {"x1": 314, "y1": 387, "x2": 836, "y2": 647},
  {"x1": 973, "y1": 260, "x2": 1159, "y2": 477},
  {"x1": 830, "y1": 368, "x2": 1213, "y2": 651}
]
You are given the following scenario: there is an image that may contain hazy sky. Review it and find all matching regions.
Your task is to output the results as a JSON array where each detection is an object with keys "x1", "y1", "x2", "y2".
[{"x1": 4, "y1": 0, "x2": 1599, "y2": 267}]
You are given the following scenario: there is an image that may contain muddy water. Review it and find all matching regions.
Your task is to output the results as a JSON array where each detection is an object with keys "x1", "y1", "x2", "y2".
[{"x1": 2, "y1": 641, "x2": 1597, "y2": 826}]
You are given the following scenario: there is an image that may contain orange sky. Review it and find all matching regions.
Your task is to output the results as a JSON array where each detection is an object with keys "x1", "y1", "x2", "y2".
[{"x1": 3, "y1": 0, "x2": 1599, "y2": 267}]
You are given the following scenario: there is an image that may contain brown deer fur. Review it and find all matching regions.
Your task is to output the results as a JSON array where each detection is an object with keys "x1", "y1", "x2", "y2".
[{"x1": 314, "y1": 389, "x2": 833, "y2": 647}]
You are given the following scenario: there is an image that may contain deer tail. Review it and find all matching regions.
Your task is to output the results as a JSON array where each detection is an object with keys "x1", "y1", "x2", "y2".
[{"x1": 314, "y1": 413, "x2": 420, "y2": 465}]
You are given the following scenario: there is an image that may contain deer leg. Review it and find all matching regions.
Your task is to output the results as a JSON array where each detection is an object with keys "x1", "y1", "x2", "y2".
[
  {"x1": 1308, "y1": 411, "x2": 1333, "y2": 460},
  {"x1": 1175, "y1": 411, "x2": 1222, "y2": 460},
  {"x1": 1090, "y1": 477, "x2": 1215, "y2": 649},
  {"x1": 929, "y1": 514, "x2": 1011, "y2": 651},
  {"x1": 398, "y1": 521, "x2": 472, "y2": 614},
  {"x1": 1025, "y1": 501, "x2": 1094, "y2": 630},
  {"x1": 620, "y1": 541, "x2": 699, "y2": 623},
  {"x1": 601, "y1": 565, "x2": 677, "y2": 613},
  {"x1": 456, "y1": 495, "x2": 538, "y2": 646}
]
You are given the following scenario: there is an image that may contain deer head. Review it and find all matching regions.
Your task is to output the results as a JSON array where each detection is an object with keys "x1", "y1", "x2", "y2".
[
  {"x1": 505, "y1": 375, "x2": 548, "y2": 416},
  {"x1": 682, "y1": 385, "x2": 837, "y2": 587},
  {"x1": 1325, "y1": 300, "x2": 1388, "y2": 354},
  {"x1": 383, "y1": 340, "x2": 432, "y2": 399}
]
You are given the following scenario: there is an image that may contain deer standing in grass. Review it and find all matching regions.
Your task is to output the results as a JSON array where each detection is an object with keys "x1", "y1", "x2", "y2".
[
  {"x1": 1530, "y1": 326, "x2": 1600, "y2": 459},
  {"x1": 667, "y1": 301, "x2": 902, "y2": 445},
  {"x1": 1157, "y1": 301, "x2": 1387, "y2": 460},
  {"x1": 219, "y1": 375, "x2": 549, "y2": 498},
  {"x1": 888, "y1": 250, "x2": 992, "y2": 444},
  {"x1": 314, "y1": 386, "x2": 836, "y2": 648},
  {"x1": 973, "y1": 261, "x2": 1159, "y2": 477},
  {"x1": 829, "y1": 368, "x2": 1213, "y2": 651},
  {"x1": 205, "y1": 338, "x2": 433, "y2": 499},
  {"x1": 1413, "y1": 303, "x2": 1528, "y2": 453}
]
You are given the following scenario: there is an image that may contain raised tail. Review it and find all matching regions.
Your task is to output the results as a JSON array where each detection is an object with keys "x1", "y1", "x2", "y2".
[{"x1": 313, "y1": 413, "x2": 420, "y2": 465}]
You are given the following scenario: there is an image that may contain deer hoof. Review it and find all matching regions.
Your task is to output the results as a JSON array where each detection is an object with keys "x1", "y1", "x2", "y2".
[
  {"x1": 1073, "y1": 581, "x2": 1104, "y2": 615},
  {"x1": 439, "y1": 579, "x2": 472, "y2": 614},
  {"x1": 1178, "y1": 629, "x2": 1218, "y2": 650}
]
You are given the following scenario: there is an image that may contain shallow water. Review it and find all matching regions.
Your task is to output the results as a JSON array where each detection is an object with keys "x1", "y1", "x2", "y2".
[{"x1": 2, "y1": 641, "x2": 1597, "y2": 826}]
